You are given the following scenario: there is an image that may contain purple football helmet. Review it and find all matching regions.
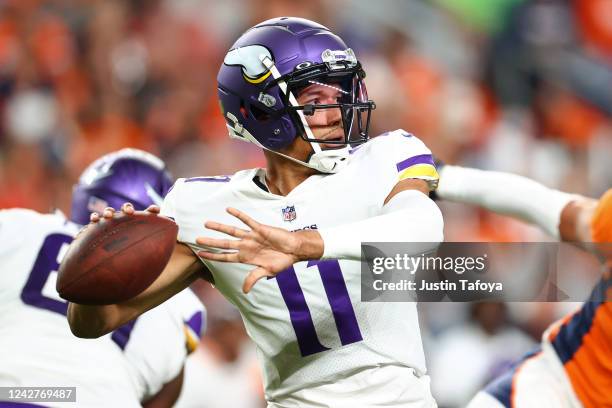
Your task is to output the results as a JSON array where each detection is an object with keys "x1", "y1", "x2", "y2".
[
  {"x1": 70, "y1": 148, "x2": 173, "y2": 226},
  {"x1": 217, "y1": 17, "x2": 376, "y2": 173}
]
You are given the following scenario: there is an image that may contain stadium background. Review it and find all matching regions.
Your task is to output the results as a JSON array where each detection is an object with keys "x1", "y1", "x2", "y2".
[{"x1": 1, "y1": 0, "x2": 610, "y2": 406}]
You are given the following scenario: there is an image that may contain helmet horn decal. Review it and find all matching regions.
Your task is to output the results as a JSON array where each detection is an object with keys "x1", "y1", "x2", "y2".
[{"x1": 224, "y1": 45, "x2": 273, "y2": 83}]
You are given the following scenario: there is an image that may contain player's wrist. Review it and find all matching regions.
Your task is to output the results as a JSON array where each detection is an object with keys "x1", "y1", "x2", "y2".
[{"x1": 294, "y1": 230, "x2": 324, "y2": 261}]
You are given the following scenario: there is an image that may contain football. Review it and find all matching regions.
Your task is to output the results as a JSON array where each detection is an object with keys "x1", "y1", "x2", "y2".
[{"x1": 57, "y1": 212, "x2": 178, "y2": 305}]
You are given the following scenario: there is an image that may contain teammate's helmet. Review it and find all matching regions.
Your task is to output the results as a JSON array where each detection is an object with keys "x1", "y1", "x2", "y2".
[
  {"x1": 217, "y1": 17, "x2": 375, "y2": 173},
  {"x1": 70, "y1": 148, "x2": 173, "y2": 225}
]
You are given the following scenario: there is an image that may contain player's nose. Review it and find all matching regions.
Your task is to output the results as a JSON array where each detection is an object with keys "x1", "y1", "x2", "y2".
[{"x1": 325, "y1": 105, "x2": 342, "y2": 127}]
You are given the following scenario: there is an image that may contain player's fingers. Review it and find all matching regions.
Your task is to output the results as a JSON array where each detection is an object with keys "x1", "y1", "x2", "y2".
[
  {"x1": 204, "y1": 220, "x2": 249, "y2": 238},
  {"x1": 227, "y1": 207, "x2": 260, "y2": 230},
  {"x1": 145, "y1": 204, "x2": 160, "y2": 214},
  {"x1": 196, "y1": 236, "x2": 240, "y2": 250},
  {"x1": 243, "y1": 267, "x2": 273, "y2": 294},
  {"x1": 121, "y1": 202, "x2": 134, "y2": 214},
  {"x1": 197, "y1": 250, "x2": 239, "y2": 263},
  {"x1": 90, "y1": 212, "x2": 100, "y2": 223},
  {"x1": 102, "y1": 207, "x2": 115, "y2": 219}
]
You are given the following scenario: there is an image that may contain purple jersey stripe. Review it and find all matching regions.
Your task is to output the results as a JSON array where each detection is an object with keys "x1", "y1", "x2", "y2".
[
  {"x1": 396, "y1": 154, "x2": 435, "y2": 173},
  {"x1": 111, "y1": 319, "x2": 137, "y2": 350},
  {"x1": 185, "y1": 176, "x2": 231, "y2": 183},
  {"x1": 185, "y1": 311, "x2": 204, "y2": 337}
]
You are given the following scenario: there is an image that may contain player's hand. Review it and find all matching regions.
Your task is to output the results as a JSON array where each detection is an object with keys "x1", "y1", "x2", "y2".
[
  {"x1": 89, "y1": 203, "x2": 160, "y2": 223},
  {"x1": 195, "y1": 207, "x2": 324, "y2": 293}
]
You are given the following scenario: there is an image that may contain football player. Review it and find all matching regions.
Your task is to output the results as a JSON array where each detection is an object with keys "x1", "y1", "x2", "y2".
[
  {"x1": 434, "y1": 165, "x2": 611, "y2": 407},
  {"x1": 0, "y1": 149, "x2": 205, "y2": 407},
  {"x1": 68, "y1": 17, "x2": 444, "y2": 407}
]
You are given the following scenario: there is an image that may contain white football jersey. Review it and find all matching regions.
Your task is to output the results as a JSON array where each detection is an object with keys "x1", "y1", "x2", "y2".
[
  {"x1": 0, "y1": 209, "x2": 205, "y2": 406},
  {"x1": 124, "y1": 288, "x2": 206, "y2": 401},
  {"x1": 161, "y1": 130, "x2": 440, "y2": 405}
]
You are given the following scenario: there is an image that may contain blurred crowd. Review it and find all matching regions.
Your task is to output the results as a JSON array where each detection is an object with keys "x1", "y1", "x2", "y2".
[{"x1": 2, "y1": 0, "x2": 611, "y2": 407}]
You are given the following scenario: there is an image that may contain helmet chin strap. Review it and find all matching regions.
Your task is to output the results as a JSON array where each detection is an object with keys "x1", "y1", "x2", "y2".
[
  {"x1": 267, "y1": 144, "x2": 349, "y2": 174},
  {"x1": 225, "y1": 116, "x2": 349, "y2": 173},
  {"x1": 304, "y1": 146, "x2": 350, "y2": 173}
]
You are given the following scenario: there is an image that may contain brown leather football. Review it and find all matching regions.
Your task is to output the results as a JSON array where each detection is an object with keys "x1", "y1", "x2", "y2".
[{"x1": 57, "y1": 212, "x2": 178, "y2": 305}]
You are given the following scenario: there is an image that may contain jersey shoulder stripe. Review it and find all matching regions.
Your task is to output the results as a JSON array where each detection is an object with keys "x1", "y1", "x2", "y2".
[
  {"x1": 365, "y1": 129, "x2": 439, "y2": 188},
  {"x1": 396, "y1": 154, "x2": 438, "y2": 181},
  {"x1": 183, "y1": 310, "x2": 205, "y2": 354}
]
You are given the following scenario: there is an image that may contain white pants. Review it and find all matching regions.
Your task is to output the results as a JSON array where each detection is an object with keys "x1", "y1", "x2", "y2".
[
  {"x1": 268, "y1": 365, "x2": 437, "y2": 408},
  {"x1": 467, "y1": 343, "x2": 582, "y2": 408}
]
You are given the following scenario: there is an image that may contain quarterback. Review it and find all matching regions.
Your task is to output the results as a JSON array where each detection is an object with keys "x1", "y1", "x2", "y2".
[
  {"x1": 0, "y1": 149, "x2": 205, "y2": 407},
  {"x1": 68, "y1": 17, "x2": 443, "y2": 407}
]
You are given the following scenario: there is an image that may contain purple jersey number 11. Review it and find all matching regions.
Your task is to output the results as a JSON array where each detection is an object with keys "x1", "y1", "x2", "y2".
[{"x1": 274, "y1": 259, "x2": 363, "y2": 357}]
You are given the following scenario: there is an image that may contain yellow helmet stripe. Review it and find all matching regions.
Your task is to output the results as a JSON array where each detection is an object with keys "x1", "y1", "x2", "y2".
[{"x1": 243, "y1": 70, "x2": 272, "y2": 84}]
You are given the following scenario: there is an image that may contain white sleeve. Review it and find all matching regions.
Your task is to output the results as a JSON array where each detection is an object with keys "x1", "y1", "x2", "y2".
[
  {"x1": 124, "y1": 289, "x2": 206, "y2": 400},
  {"x1": 159, "y1": 179, "x2": 184, "y2": 221},
  {"x1": 318, "y1": 189, "x2": 444, "y2": 260},
  {"x1": 167, "y1": 288, "x2": 207, "y2": 355},
  {"x1": 124, "y1": 304, "x2": 186, "y2": 400},
  {"x1": 436, "y1": 165, "x2": 578, "y2": 238}
]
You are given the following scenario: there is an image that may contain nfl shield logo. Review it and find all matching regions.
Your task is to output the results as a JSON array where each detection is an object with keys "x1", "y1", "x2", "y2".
[{"x1": 282, "y1": 205, "x2": 297, "y2": 222}]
